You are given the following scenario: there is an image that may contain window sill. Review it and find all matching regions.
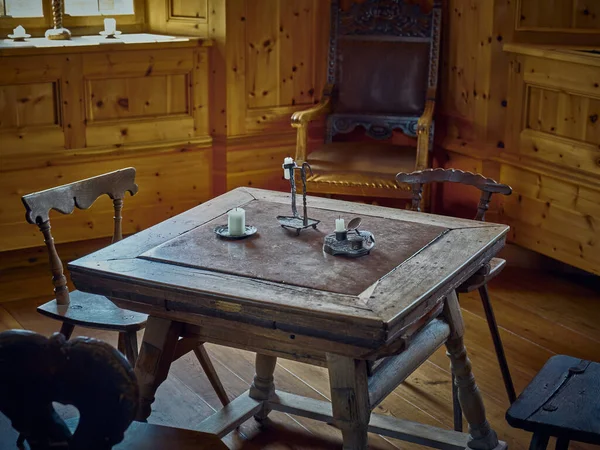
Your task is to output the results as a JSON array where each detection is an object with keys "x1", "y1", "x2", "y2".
[{"x1": 0, "y1": 33, "x2": 211, "y2": 56}]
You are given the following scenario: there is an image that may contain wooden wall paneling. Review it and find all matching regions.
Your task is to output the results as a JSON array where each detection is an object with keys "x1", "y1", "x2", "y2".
[
  {"x1": 222, "y1": 0, "x2": 248, "y2": 137},
  {"x1": 487, "y1": 0, "x2": 513, "y2": 149},
  {"x1": 246, "y1": 0, "x2": 281, "y2": 111},
  {"x1": 574, "y1": 0, "x2": 600, "y2": 29},
  {"x1": 193, "y1": 47, "x2": 210, "y2": 136},
  {"x1": 517, "y1": 0, "x2": 574, "y2": 30},
  {"x1": 209, "y1": 0, "x2": 329, "y2": 195}
]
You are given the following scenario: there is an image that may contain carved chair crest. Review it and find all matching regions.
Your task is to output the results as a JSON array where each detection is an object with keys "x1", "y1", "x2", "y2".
[
  {"x1": 20, "y1": 168, "x2": 138, "y2": 306},
  {"x1": 396, "y1": 168, "x2": 513, "y2": 221},
  {"x1": 327, "y1": 0, "x2": 442, "y2": 142}
]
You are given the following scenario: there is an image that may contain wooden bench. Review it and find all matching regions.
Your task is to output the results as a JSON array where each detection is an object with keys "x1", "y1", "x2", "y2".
[{"x1": 506, "y1": 355, "x2": 600, "y2": 450}]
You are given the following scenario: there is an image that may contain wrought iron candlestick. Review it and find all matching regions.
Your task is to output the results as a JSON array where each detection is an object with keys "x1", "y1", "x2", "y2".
[
  {"x1": 323, "y1": 217, "x2": 375, "y2": 258},
  {"x1": 45, "y1": 0, "x2": 71, "y2": 40},
  {"x1": 277, "y1": 160, "x2": 320, "y2": 235}
]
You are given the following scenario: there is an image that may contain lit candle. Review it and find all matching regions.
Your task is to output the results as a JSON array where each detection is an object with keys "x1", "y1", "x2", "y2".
[
  {"x1": 104, "y1": 18, "x2": 117, "y2": 34},
  {"x1": 228, "y1": 208, "x2": 245, "y2": 236},
  {"x1": 335, "y1": 218, "x2": 345, "y2": 232},
  {"x1": 283, "y1": 157, "x2": 294, "y2": 180},
  {"x1": 13, "y1": 26, "x2": 27, "y2": 37}
]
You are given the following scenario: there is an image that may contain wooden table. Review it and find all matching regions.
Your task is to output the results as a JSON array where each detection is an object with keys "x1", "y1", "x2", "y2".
[{"x1": 69, "y1": 187, "x2": 509, "y2": 450}]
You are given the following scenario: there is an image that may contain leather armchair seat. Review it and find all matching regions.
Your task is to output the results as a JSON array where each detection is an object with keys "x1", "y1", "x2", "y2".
[{"x1": 305, "y1": 142, "x2": 416, "y2": 193}]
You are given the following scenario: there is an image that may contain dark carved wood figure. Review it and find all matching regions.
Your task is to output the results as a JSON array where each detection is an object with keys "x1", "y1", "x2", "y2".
[
  {"x1": 396, "y1": 168, "x2": 517, "y2": 432},
  {"x1": 0, "y1": 330, "x2": 229, "y2": 450},
  {"x1": 0, "y1": 330, "x2": 138, "y2": 450},
  {"x1": 291, "y1": 0, "x2": 441, "y2": 200}
]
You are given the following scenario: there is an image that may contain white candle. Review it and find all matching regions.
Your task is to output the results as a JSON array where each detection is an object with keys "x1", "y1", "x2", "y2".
[
  {"x1": 104, "y1": 18, "x2": 117, "y2": 34},
  {"x1": 283, "y1": 157, "x2": 294, "y2": 180},
  {"x1": 335, "y1": 218, "x2": 345, "y2": 232},
  {"x1": 13, "y1": 26, "x2": 27, "y2": 37},
  {"x1": 228, "y1": 208, "x2": 245, "y2": 236}
]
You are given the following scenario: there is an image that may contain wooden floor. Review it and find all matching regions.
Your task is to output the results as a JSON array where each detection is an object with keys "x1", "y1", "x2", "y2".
[{"x1": 1, "y1": 261, "x2": 599, "y2": 449}]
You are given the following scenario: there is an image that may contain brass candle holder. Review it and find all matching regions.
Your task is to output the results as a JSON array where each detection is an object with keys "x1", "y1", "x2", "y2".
[{"x1": 45, "y1": 0, "x2": 71, "y2": 40}]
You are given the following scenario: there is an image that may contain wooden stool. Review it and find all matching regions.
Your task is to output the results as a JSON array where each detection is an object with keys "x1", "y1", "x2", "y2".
[
  {"x1": 0, "y1": 330, "x2": 228, "y2": 450},
  {"x1": 21, "y1": 168, "x2": 229, "y2": 407},
  {"x1": 397, "y1": 168, "x2": 517, "y2": 431},
  {"x1": 506, "y1": 355, "x2": 600, "y2": 450}
]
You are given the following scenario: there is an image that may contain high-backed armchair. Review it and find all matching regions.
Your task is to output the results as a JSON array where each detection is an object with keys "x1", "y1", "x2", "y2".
[{"x1": 291, "y1": 0, "x2": 441, "y2": 199}]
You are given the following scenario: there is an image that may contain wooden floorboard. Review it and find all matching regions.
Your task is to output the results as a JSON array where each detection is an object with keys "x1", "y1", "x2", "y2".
[{"x1": 0, "y1": 266, "x2": 598, "y2": 449}]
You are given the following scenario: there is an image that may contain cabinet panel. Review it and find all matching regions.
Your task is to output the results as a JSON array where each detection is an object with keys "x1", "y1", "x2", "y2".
[
  {"x1": 0, "y1": 82, "x2": 59, "y2": 129},
  {"x1": 526, "y1": 86, "x2": 600, "y2": 145},
  {"x1": 87, "y1": 74, "x2": 189, "y2": 122},
  {"x1": 517, "y1": 0, "x2": 600, "y2": 30}
]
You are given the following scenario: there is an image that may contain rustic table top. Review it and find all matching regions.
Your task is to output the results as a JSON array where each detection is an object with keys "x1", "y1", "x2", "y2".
[{"x1": 69, "y1": 187, "x2": 509, "y2": 350}]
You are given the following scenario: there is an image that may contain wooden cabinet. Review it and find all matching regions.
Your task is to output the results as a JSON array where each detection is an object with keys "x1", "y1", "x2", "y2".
[
  {"x1": 501, "y1": 45, "x2": 600, "y2": 275},
  {"x1": 0, "y1": 38, "x2": 213, "y2": 252}
]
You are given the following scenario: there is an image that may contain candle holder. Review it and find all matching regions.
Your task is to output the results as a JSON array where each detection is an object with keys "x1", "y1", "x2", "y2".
[
  {"x1": 8, "y1": 26, "x2": 31, "y2": 41},
  {"x1": 214, "y1": 225, "x2": 257, "y2": 240},
  {"x1": 45, "y1": 0, "x2": 71, "y2": 40},
  {"x1": 277, "y1": 160, "x2": 320, "y2": 235},
  {"x1": 323, "y1": 217, "x2": 375, "y2": 258}
]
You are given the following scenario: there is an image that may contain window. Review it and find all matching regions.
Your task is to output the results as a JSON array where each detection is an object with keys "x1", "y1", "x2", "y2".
[
  {"x1": 65, "y1": 0, "x2": 135, "y2": 16},
  {"x1": 1, "y1": 0, "x2": 43, "y2": 18},
  {"x1": 0, "y1": 0, "x2": 143, "y2": 34},
  {"x1": 0, "y1": 0, "x2": 135, "y2": 18}
]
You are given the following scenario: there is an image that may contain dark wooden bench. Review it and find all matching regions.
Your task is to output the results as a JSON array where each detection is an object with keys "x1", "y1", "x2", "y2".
[{"x1": 506, "y1": 355, "x2": 600, "y2": 450}]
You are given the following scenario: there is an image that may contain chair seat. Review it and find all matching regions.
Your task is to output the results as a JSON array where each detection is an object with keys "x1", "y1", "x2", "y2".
[
  {"x1": 37, "y1": 290, "x2": 148, "y2": 332},
  {"x1": 457, "y1": 257, "x2": 506, "y2": 293},
  {"x1": 305, "y1": 142, "x2": 417, "y2": 191},
  {"x1": 506, "y1": 355, "x2": 600, "y2": 445}
]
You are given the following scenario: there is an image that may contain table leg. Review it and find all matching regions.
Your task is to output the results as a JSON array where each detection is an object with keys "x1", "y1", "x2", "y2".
[
  {"x1": 444, "y1": 291, "x2": 502, "y2": 450},
  {"x1": 327, "y1": 353, "x2": 370, "y2": 450},
  {"x1": 134, "y1": 317, "x2": 182, "y2": 421},
  {"x1": 249, "y1": 353, "x2": 277, "y2": 421}
]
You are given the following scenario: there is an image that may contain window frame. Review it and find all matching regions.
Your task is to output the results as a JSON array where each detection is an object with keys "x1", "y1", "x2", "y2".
[{"x1": 0, "y1": 0, "x2": 145, "y2": 37}]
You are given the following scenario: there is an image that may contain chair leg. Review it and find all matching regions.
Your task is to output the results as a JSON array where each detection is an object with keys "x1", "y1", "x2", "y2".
[
  {"x1": 193, "y1": 344, "x2": 230, "y2": 406},
  {"x1": 452, "y1": 373, "x2": 463, "y2": 432},
  {"x1": 479, "y1": 284, "x2": 517, "y2": 403},
  {"x1": 529, "y1": 432, "x2": 550, "y2": 450},
  {"x1": 59, "y1": 322, "x2": 75, "y2": 339},
  {"x1": 451, "y1": 292, "x2": 463, "y2": 432},
  {"x1": 118, "y1": 331, "x2": 139, "y2": 366}
]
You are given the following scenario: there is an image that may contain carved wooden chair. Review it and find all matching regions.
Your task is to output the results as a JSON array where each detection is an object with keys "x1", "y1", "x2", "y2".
[
  {"x1": 396, "y1": 168, "x2": 517, "y2": 431},
  {"x1": 0, "y1": 329, "x2": 228, "y2": 450},
  {"x1": 291, "y1": 0, "x2": 441, "y2": 200},
  {"x1": 20, "y1": 168, "x2": 230, "y2": 407}
]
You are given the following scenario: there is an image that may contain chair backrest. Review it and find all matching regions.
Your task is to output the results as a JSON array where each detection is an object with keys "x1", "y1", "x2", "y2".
[
  {"x1": 396, "y1": 168, "x2": 512, "y2": 221},
  {"x1": 327, "y1": 0, "x2": 441, "y2": 141},
  {"x1": 0, "y1": 330, "x2": 138, "y2": 450},
  {"x1": 21, "y1": 168, "x2": 138, "y2": 306}
]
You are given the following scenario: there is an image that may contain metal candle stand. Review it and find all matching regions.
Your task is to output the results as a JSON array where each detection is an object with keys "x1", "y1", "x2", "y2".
[
  {"x1": 323, "y1": 217, "x2": 375, "y2": 258},
  {"x1": 277, "y1": 161, "x2": 320, "y2": 235}
]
